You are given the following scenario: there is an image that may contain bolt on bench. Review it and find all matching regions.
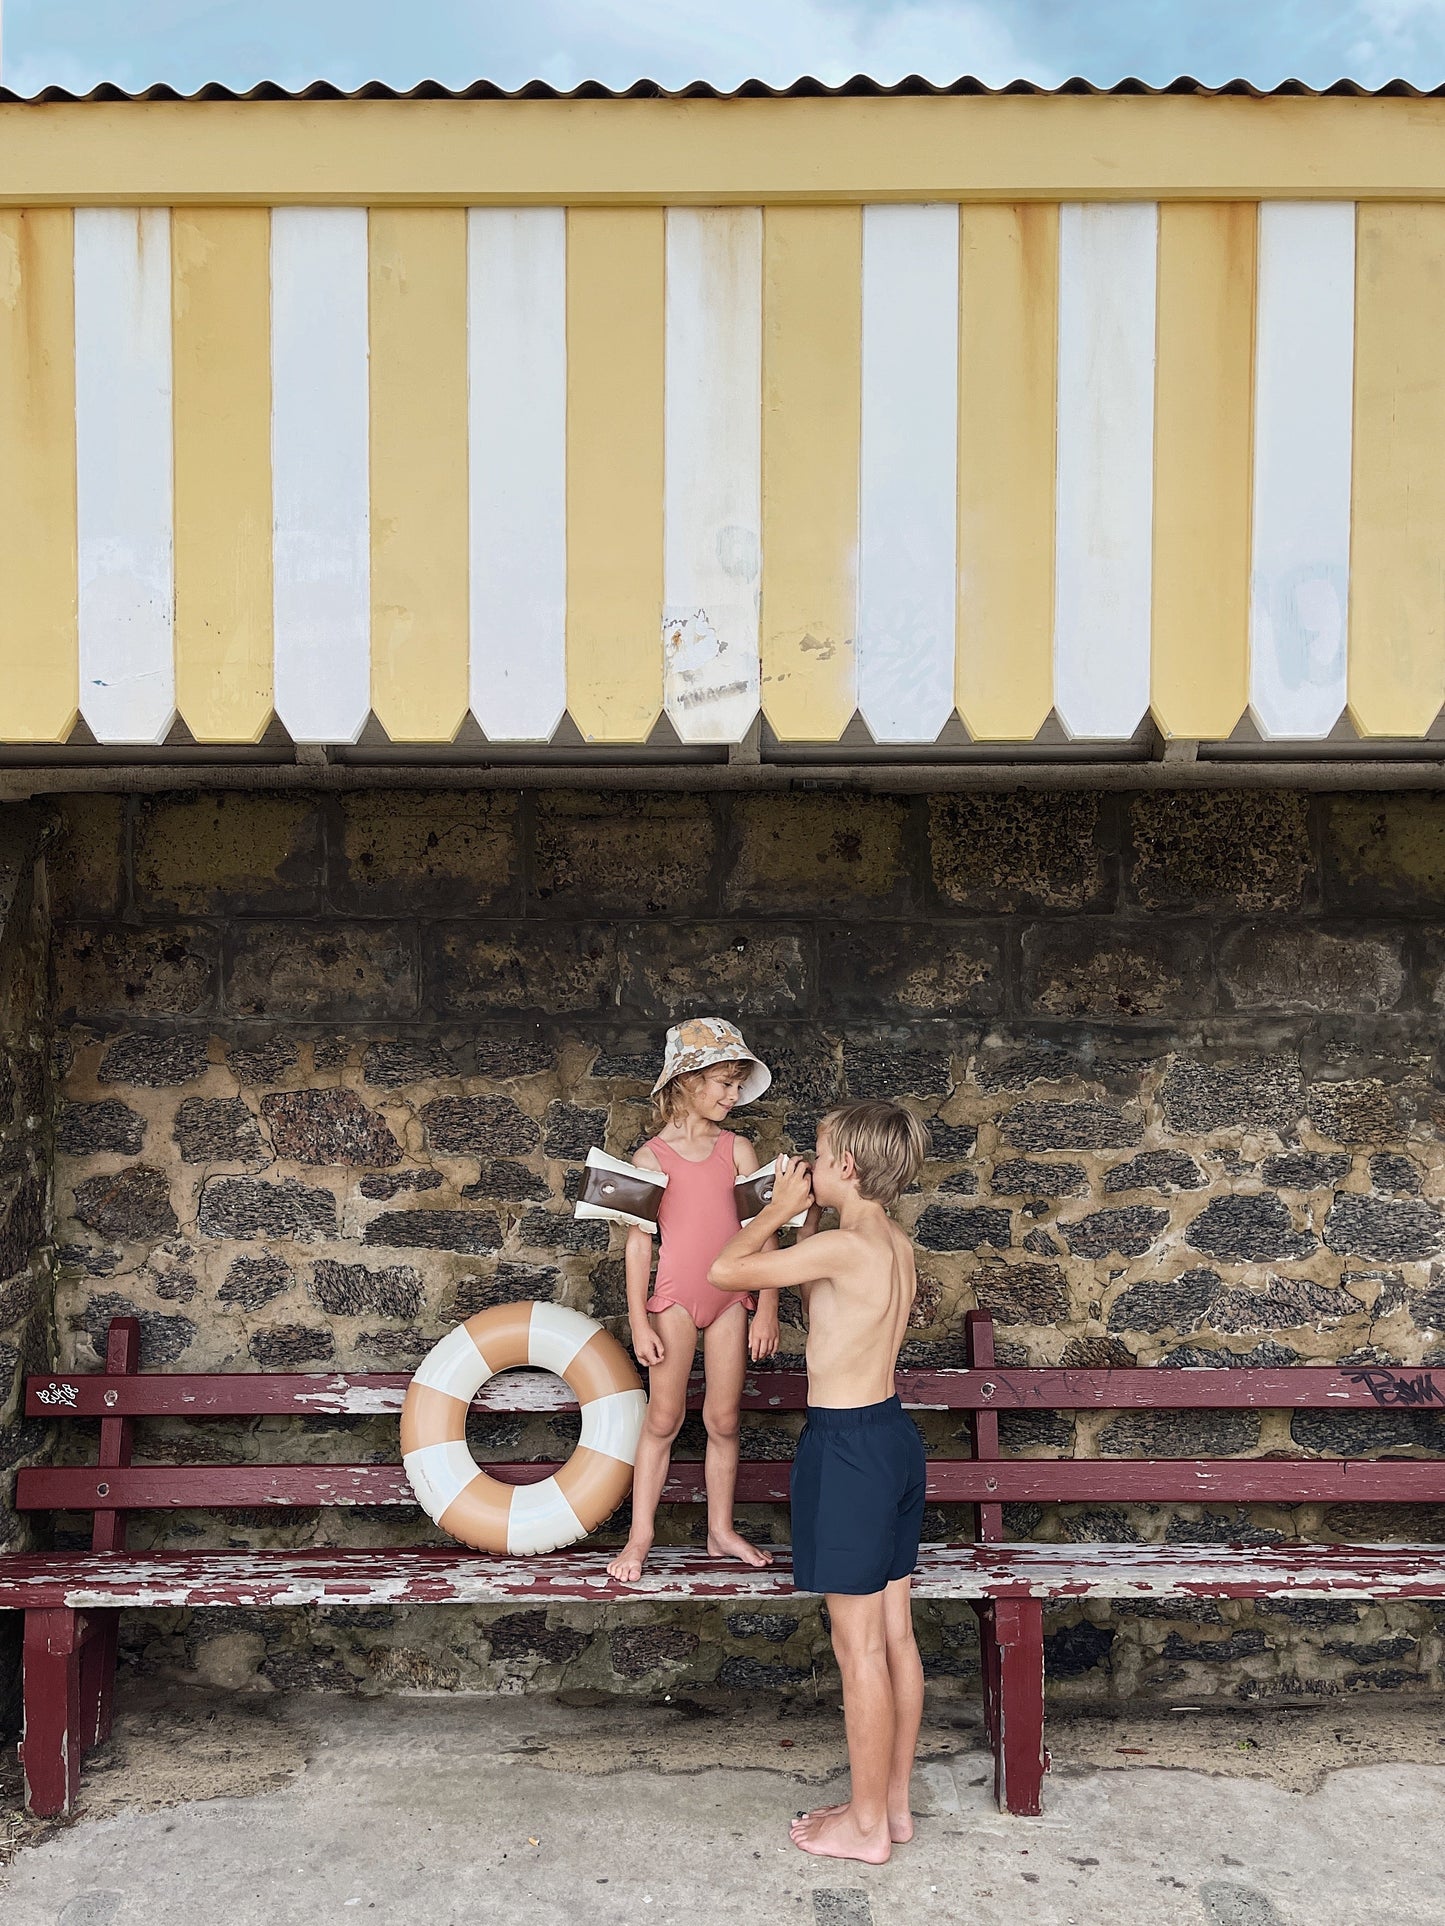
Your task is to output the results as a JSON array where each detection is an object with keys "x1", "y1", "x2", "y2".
[{"x1": 5, "y1": 1309, "x2": 1445, "y2": 1818}]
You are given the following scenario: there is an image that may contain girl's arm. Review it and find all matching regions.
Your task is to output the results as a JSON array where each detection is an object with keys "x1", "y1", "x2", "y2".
[
  {"x1": 732, "y1": 1136, "x2": 780, "y2": 1360},
  {"x1": 624, "y1": 1225, "x2": 663, "y2": 1366}
]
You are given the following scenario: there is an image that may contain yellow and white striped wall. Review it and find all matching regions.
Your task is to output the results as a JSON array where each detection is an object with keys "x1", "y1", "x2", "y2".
[{"x1": 3, "y1": 190, "x2": 1445, "y2": 749}]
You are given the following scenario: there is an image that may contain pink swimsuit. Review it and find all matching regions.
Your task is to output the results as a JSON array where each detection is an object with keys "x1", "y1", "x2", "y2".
[{"x1": 645, "y1": 1131, "x2": 755, "y2": 1327}]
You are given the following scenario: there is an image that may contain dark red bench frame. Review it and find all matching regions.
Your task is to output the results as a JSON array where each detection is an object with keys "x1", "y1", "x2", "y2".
[{"x1": 5, "y1": 1310, "x2": 1445, "y2": 1819}]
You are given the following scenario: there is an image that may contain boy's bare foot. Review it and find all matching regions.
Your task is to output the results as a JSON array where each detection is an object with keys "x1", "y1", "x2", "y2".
[
  {"x1": 789, "y1": 1804, "x2": 891, "y2": 1864},
  {"x1": 706, "y1": 1526, "x2": 773, "y2": 1569},
  {"x1": 801, "y1": 1799, "x2": 913, "y2": 1843},
  {"x1": 605, "y1": 1538, "x2": 653, "y2": 1583}
]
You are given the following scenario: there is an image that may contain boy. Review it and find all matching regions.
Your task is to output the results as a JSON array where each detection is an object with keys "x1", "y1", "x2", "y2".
[{"x1": 709, "y1": 1100, "x2": 931, "y2": 1866}]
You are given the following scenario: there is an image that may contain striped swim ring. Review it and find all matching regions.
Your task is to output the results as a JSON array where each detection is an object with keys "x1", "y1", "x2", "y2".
[{"x1": 400, "y1": 1302, "x2": 647, "y2": 1556}]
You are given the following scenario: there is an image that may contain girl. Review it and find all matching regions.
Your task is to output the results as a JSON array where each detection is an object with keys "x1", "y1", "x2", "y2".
[{"x1": 605, "y1": 1017, "x2": 780, "y2": 1583}]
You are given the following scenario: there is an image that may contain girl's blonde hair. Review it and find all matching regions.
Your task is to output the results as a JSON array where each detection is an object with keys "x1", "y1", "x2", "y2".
[{"x1": 652, "y1": 1059, "x2": 751, "y2": 1127}]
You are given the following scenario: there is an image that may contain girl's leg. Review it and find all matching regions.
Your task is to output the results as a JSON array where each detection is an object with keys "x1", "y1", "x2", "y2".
[
  {"x1": 701, "y1": 1301, "x2": 771, "y2": 1569},
  {"x1": 605, "y1": 1305, "x2": 696, "y2": 1583}
]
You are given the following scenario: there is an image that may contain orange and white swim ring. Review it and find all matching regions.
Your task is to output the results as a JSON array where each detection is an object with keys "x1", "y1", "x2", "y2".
[{"x1": 400, "y1": 1302, "x2": 646, "y2": 1555}]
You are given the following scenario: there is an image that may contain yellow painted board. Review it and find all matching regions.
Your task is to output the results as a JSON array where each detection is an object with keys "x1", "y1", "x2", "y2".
[
  {"x1": 760, "y1": 205, "x2": 860, "y2": 742},
  {"x1": 565, "y1": 208, "x2": 665, "y2": 743},
  {"x1": 955, "y1": 203, "x2": 1056, "y2": 741},
  {"x1": 1151, "y1": 201, "x2": 1255, "y2": 741},
  {"x1": 1349, "y1": 203, "x2": 1445, "y2": 738},
  {"x1": 172, "y1": 207, "x2": 274, "y2": 744},
  {"x1": 0, "y1": 207, "x2": 77, "y2": 743},
  {"x1": 369, "y1": 207, "x2": 470, "y2": 742},
  {"x1": 6, "y1": 97, "x2": 1445, "y2": 205}
]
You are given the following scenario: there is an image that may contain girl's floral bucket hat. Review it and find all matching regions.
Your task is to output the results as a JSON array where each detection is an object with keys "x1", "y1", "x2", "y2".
[{"x1": 650, "y1": 1017, "x2": 772, "y2": 1106}]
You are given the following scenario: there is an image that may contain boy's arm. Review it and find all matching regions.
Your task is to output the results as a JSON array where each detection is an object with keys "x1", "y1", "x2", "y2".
[{"x1": 711, "y1": 1158, "x2": 842, "y2": 1296}]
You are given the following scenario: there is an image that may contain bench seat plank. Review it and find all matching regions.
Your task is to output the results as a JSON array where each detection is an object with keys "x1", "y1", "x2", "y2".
[
  {"x1": 27, "y1": 1362, "x2": 1445, "y2": 1419},
  {"x1": 4, "y1": 1543, "x2": 1445, "y2": 1612},
  {"x1": 19, "y1": 1456, "x2": 1445, "y2": 1513}
]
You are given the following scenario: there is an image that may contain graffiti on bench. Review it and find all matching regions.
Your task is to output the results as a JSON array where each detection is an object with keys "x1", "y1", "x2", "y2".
[
  {"x1": 34, "y1": 1382, "x2": 78, "y2": 1408},
  {"x1": 1345, "y1": 1368, "x2": 1445, "y2": 1410}
]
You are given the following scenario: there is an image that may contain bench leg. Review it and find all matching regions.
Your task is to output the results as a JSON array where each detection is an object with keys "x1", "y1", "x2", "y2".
[
  {"x1": 79, "y1": 1610, "x2": 120, "y2": 1749},
  {"x1": 972, "y1": 1600, "x2": 1000, "y2": 1750},
  {"x1": 21, "y1": 1608, "x2": 84, "y2": 1818},
  {"x1": 992, "y1": 1599, "x2": 1048, "y2": 1818}
]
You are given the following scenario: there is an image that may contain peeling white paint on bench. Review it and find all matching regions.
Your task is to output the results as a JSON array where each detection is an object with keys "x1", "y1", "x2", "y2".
[{"x1": 5, "y1": 1543, "x2": 1445, "y2": 1613}]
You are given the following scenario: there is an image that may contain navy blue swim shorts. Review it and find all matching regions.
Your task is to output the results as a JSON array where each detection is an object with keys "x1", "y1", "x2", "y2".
[{"x1": 790, "y1": 1394, "x2": 927, "y2": 1597}]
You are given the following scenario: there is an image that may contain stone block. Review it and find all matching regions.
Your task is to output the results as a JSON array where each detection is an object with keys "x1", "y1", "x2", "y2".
[
  {"x1": 543, "y1": 1103, "x2": 607, "y2": 1160},
  {"x1": 487, "y1": 1611, "x2": 586, "y2": 1663},
  {"x1": 1184, "y1": 1195, "x2": 1318, "y2": 1263},
  {"x1": 518, "y1": 1209, "x2": 609, "y2": 1252},
  {"x1": 991, "y1": 1159, "x2": 1087, "y2": 1198},
  {"x1": 97, "y1": 1034, "x2": 211, "y2": 1088},
  {"x1": 1260, "y1": 1152, "x2": 1351, "y2": 1191},
  {"x1": 56, "y1": 924, "x2": 219, "y2": 1019},
  {"x1": 1059, "y1": 1334, "x2": 1135, "y2": 1368},
  {"x1": 534, "y1": 791, "x2": 717, "y2": 916},
  {"x1": 970, "y1": 1262, "x2": 1070, "y2": 1323},
  {"x1": 225, "y1": 1038, "x2": 300, "y2": 1085},
  {"x1": 1107, "y1": 1268, "x2": 1219, "y2": 1334},
  {"x1": 359, "y1": 1169, "x2": 444, "y2": 1200},
  {"x1": 1103, "y1": 1151, "x2": 1206, "y2": 1194},
  {"x1": 358, "y1": 1040, "x2": 462, "y2": 1088},
  {"x1": 363, "y1": 1209, "x2": 503, "y2": 1253},
  {"x1": 78, "y1": 1293, "x2": 195, "y2": 1366},
  {"x1": 1307, "y1": 1080, "x2": 1402, "y2": 1145},
  {"x1": 725, "y1": 794, "x2": 908, "y2": 912},
  {"x1": 1160, "y1": 1629, "x2": 1268, "y2": 1663},
  {"x1": 1022, "y1": 921, "x2": 1211, "y2": 1019},
  {"x1": 454, "y1": 1264, "x2": 561, "y2": 1315},
  {"x1": 1210, "y1": 1276, "x2": 1361, "y2": 1332},
  {"x1": 1129, "y1": 792, "x2": 1312, "y2": 912},
  {"x1": 0, "y1": 1174, "x2": 44, "y2": 1275},
  {"x1": 249, "y1": 1325, "x2": 335, "y2": 1368},
  {"x1": 461, "y1": 1161, "x2": 550, "y2": 1202},
  {"x1": 716, "y1": 1655, "x2": 812, "y2": 1689},
  {"x1": 1160, "y1": 1057, "x2": 1304, "y2": 1135},
  {"x1": 134, "y1": 793, "x2": 324, "y2": 916},
  {"x1": 56, "y1": 1100, "x2": 146, "y2": 1157},
  {"x1": 1218, "y1": 925, "x2": 1405, "y2": 1015},
  {"x1": 998, "y1": 1101, "x2": 1142, "y2": 1151},
  {"x1": 227, "y1": 923, "x2": 417, "y2": 1020},
  {"x1": 335, "y1": 791, "x2": 517, "y2": 915},
  {"x1": 625, "y1": 922, "x2": 811, "y2": 1019},
  {"x1": 1292, "y1": 1407, "x2": 1445, "y2": 1454},
  {"x1": 914, "y1": 1205, "x2": 1012, "y2": 1251},
  {"x1": 725, "y1": 1612, "x2": 800, "y2": 1642},
  {"x1": 48, "y1": 794, "x2": 125, "y2": 920},
  {"x1": 818, "y1": 924, "x2": 1003, "y2": 1018},
  {"x1": 925, "y1": 1122, "x2": 978, "y2": 1160},
  {"x1": 174, "y1": 1098, "x2": 265, "y2": 1164},
  {"x1": 217, "y1": 1254, "x2": 293, "y2": 1310},
  {"x1": 198, "y1": 1177, "x2": 338, "y2": 1241},
  {"x1": 842, "y1": 1044, "x2": 953, "y2": 1100},
  {"x1": 1321, "y1": 795, "x2": 1445, "y2": 914},
  {"x1": 1044, "y1": 1620, "x2": 1115, "y2": 1677},
  {"x1": 609, "y1": 1625, "x2": 698, "y2": 1678},
  {"x1": 1061, "y1": 1206, "x2": 1169, "y2": 1259},
  {"x1": 1370, "y1": 1152, "x2": 1423, "y2": 1196},
  {"x1": 1099, "y1": 1409, "x2": 1260, "y2": 1457},
  {"x1": 71, "y1": 1166, "x2": 177, "y2": 1241},
  {"x1": 261, "y1": 1089, "x2": 403, "y2": 1167},
  {"x1": 421, "y1": 1096, "x2": 540, "y2": 1156},
  {"x1": 309, "y1": 1260, "x2": 423, "y2": 1319},
  {"x1": 425, "y1": 925, "x2": 616, "y2": 1017},
  {"x1": 938, "y1": 1169, "x2": 979, "y2": 1196},
  {"x1": 1323, "y1": 1194, "x2": 1445, "y2": 1261},
  {"x1": 929, "y1": 791, "x2": 1107, "y2": 913}
]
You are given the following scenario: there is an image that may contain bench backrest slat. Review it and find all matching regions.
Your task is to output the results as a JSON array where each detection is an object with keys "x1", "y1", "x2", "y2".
[
  {"x1": 19, "y1": 1457, "x2": 1445, "y2": 1514},
  {"x1": 26, "y1": 1361, "x2": 1445, "y2": 1420}
]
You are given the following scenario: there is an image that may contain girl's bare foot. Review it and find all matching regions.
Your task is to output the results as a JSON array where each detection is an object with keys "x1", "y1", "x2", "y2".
[
  {"x1": 706, "y1": 1526, "x2": 773, "y2": 1569},
  {"x1": 801, "y1": 1799, "x2": 913, "y2": 1843},
  {"x1": 605, "y1": 1537, "x2": 653, "y2": 1583},
  {"x1": 789, "y1": 1804, "x2": 891, "y2": 1864}
]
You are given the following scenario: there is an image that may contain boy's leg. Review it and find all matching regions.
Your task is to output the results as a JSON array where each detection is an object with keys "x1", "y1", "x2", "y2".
[
  {"x1": 605, "y1": 1305, "x2": 695, "y2": 1583},
  {"x1": 882, "y1": 1575, "x2": 923, "y2": 1838},
  {"x1": 701, "y1": 1302, "x2": 770, "y2": 1568},
  {"x1": 790, "y1": 1591, "x2": 894, "y2": 1864}
]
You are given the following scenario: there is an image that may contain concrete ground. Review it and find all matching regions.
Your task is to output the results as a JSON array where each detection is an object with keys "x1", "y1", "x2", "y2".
[{"x1": 3, "y1": 1685, "x2": 1444, "y2": 1925}]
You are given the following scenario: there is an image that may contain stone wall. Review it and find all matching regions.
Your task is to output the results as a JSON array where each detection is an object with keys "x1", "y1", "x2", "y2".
[
  {"x1": 30, "y1": 785, "x2": 1445, "y2": 1703},
  {"x1": 0, "y1": 809, "x2": 56, "y2": 1735}
]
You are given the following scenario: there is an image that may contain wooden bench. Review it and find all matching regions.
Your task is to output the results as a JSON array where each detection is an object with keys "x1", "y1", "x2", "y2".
[{"x1": 5, "y1": 1310, "x2": 1445, "y2": 1820}]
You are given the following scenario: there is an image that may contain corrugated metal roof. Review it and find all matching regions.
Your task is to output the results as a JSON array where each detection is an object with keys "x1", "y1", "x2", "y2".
[{"x1": 1, "y1": 74, "x2": 1441, "y2": 105}]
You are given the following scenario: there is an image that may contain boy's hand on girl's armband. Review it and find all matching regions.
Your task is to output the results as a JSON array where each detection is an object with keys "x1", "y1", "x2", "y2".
[
  {"x1": 771, "y1": 1154, "x2": 815, "y2": 1221},
  {"x1": 748, "y1": 1309, "x2": 780, "y2": 1362},
  {"x1": 630, "y1": 1322, "x2": 666, "y2": 1368}
]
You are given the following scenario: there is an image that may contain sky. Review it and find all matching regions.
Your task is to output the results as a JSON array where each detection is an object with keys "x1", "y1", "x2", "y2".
[{"x1": 6, "y1": 1, "x2": 1445, "y2": 97}]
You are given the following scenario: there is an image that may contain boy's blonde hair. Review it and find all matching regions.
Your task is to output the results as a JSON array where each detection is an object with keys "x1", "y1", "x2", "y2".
[
  {"x1": 652, "y1": 1060, "x2": 750, "y2": 1128},
  {"x1": 819, "y1": 1101, "x2": 931, "y2": 1207}
]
